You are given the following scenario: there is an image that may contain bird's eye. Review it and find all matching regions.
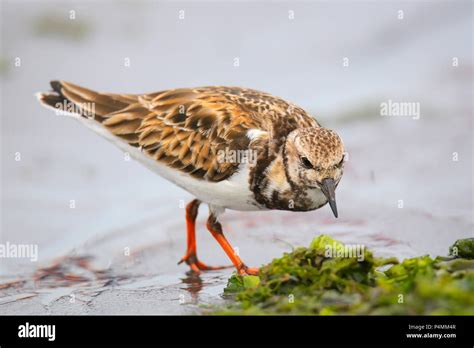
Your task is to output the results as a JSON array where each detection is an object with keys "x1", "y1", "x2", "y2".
[{"x1": 300, "y1": 157, "x2": 313, "y2": 169}]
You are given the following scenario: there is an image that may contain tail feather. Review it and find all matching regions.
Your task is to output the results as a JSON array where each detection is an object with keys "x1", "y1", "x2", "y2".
[
  {"x1": 37, "y1": 80, "x2": 136, "y2": 121},
  {"x1": 37, "y1": 81, "x2": 144, "y2": 148},
  {"x1": 36, "y1": 92, "x2": 64, "y2": 110}
]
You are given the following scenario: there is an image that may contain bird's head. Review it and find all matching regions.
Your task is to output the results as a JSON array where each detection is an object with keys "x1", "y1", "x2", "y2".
[{"x1": 284, "y1": 127, "x2": 345, "y2": 217}]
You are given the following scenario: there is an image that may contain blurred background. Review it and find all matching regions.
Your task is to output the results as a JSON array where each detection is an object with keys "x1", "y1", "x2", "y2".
[{"x1": 0, "y1": 0, "x2": 472, "y2": 314}]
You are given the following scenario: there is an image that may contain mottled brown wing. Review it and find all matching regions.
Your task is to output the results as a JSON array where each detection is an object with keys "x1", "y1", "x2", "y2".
[{"x1": 42, "y1": 82, "x2": 264, "y2": 182}]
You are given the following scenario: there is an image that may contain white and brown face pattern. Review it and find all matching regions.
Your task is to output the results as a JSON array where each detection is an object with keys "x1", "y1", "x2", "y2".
[{"x1": 285, "y1": 127, "x2": 345, "y2": 190}]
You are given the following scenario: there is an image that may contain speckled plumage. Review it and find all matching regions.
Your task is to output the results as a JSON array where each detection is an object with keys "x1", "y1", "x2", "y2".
[
  {"x1": 37, "y1": 81, "x2": 345, "y2": 275},
  {"x1": 40, "y1": 82, "x2": 317, "y2": 182}
]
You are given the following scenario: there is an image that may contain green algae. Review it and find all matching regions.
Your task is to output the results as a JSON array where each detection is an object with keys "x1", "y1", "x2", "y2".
[
  {"x1": 449, "y1": 238, "x2": 474, "y2": 259},
  {"x1": 217, "y1": 235, "x2": 474, "y2": 315}
]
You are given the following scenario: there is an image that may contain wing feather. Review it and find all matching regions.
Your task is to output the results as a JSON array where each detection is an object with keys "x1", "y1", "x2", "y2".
[{"x1": 41, "y1": 82, "x2": 319, "y2": 182}]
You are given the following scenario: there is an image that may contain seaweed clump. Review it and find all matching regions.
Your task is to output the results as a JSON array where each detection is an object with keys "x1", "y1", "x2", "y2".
[{"x1": 218, "y1": 235, "x2": 474, "y2": 315}]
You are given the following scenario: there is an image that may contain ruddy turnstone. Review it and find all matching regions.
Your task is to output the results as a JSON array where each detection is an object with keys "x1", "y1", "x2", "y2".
[{"x1": 37, "y1": 81, "x2": 345, "y2": 275}]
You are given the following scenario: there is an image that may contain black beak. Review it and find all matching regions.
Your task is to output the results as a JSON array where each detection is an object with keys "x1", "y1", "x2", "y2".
[{"x1": 321, "y1": 178, "x2": 338, "y2": 218}]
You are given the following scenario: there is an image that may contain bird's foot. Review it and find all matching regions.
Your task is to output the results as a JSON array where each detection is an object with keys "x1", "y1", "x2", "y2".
[
  {"x1": 237, "y1": 265, "x2": 259, "y2": 276},
  {"x1": 178, "y1": 253, "x2": 231, "y2": 274}
]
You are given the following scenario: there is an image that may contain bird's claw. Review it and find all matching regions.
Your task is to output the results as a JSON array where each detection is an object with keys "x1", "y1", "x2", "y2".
[
  {"x1": 178, "y1": 253, "x2": 232, "y2": 274},
  {"x1": 237, "y1": 265, "x2": 260, "y2": 276}
]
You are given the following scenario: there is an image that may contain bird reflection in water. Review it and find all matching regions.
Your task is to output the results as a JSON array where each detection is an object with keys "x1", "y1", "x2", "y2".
[{"x1": 180, "y1": 272, "x2": 204, "y2": 302}]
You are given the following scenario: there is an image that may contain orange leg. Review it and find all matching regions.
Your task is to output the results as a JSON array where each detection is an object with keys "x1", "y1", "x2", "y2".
[
  {"x1": 206, "y1": 215, "x2": 259, "y2": 276},
  {"x1": 178, "y1": 200, "x2": 230, "y2": 274}
]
